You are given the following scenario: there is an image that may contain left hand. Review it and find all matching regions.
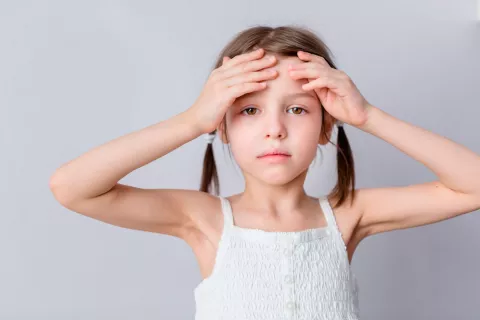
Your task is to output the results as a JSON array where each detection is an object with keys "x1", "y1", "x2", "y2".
[{"x1": 288, "y1": 51, "x2": 371, "y2": 127}]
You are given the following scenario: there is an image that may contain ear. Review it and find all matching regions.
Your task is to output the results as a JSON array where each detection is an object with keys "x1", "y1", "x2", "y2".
[
  {"x1": 318, "y1": 112, "x2": 336, "y2": 145},
  {"x1": 216, "y1": 119, "x2": 229, "y2": 144}
]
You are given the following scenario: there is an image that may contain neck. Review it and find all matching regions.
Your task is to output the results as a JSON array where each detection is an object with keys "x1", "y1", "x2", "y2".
[{"x1": 239, "y1": 170, "x2": 312, "y2": 216}]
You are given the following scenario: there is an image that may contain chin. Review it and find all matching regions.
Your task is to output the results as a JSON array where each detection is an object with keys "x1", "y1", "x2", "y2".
[{"x1": 256, "y1": 169, "x2": 305, "y2": 186}]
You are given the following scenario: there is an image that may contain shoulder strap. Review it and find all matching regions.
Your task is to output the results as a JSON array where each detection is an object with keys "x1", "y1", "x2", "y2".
[
  {"x1": 319, "y1": 195, "x2": 339, "y2": 229},
  {"x1": 320, "y1": 195, "x2": 349, "y2": 252},
  {"x1": 219, "y1": 196, "x2": 234, "y2": 229}
]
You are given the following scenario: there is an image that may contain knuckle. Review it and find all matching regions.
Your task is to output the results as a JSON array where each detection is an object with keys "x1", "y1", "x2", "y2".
[
  {"x1": 341, "y1": 72, "x2": 352, "y2": 82},
  {"x1": 318, "y1": 57, "x2": 329, "y2": 66},
  {"x1": 241, "y1": 83, "x2": 252, "y2": 91},
  {"x1": 211, "y1": 70, "x2": 222, "y2": 81},
  {"x1": 253, "y1": 70, "x2": 265, "y2": 80},
  {"x1": 209, "y1": 72, "x2": 218, "y2": 82},
  {"x1": 244, "y1": 73, "x2": 254, "y2": 82}
]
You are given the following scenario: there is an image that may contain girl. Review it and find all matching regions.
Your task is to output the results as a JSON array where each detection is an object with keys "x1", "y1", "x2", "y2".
[{"x1": 49, "y1": 25, "x2": 480, "y2": 319}]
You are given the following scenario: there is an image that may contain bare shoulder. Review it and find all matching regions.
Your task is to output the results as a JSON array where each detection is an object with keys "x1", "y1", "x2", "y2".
[
  {"x1": 176, "y1": 192, "x2": 226, "y2": 280},
  {"x1": 180, "y1": 191, "x2": 224, "y2": 246},
  {"x1": 326, "y1": 189, "x2": 368, "y2": 262}
]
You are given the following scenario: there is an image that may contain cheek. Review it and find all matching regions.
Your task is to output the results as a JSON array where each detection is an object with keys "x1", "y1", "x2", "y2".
[
  {"x1": 226, "y1": 116, "x2": 258, "y2": 141},
  {"x1": 292, "y1": 124, "x2": 322, "y2": 155},
  {"x1": 294, "y1": 118, "x2": 322, "y2": 139},
  {"x1": 225, "y1": 126, "x2": 256, "y2": 157},
  {"x1": 229, "y1": 134, "x2": 255, "y2": 156}
]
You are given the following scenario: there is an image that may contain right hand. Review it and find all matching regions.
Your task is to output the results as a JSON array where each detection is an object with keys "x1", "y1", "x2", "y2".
[{"x1": 188, "y1": 48, "x2": 279, "y2": 134}]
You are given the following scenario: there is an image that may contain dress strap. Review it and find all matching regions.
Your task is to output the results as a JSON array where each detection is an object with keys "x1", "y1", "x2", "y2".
[
  {"x1": 319, "y1": 195, "x2": 339, "y2": 229},
  {"x1": 219, "y1": 196, "x2": 234, "y2": 229},
  {"x1": 319, "y1": 195, "x2": 349, "y2": 253}
]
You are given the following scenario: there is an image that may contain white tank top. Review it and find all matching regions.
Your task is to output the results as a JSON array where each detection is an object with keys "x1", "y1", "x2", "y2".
[{"x1": 194, "y1": 195, "x2": 360, "y2": 320}]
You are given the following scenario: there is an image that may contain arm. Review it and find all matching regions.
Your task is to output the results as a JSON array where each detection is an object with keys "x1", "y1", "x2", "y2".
[
  {"x1": 49, "y1": 48, "x2": 282, "y2": 238},
  {"x1": 355, "y1": 105, "x2": 480, "y2": 237},
  {"x1": 49, "y1": 110, "x2": 206, "y2": 239}
]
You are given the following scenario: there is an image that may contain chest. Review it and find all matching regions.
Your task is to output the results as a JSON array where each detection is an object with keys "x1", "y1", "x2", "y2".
[{"x1": 193, "y1": 230, "x2": 360, "y2": 319}]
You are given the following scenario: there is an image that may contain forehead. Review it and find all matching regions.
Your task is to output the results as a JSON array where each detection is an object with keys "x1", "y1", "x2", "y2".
[{"x1": 235, "y1": 55, "x2": 318, "y2": 102}]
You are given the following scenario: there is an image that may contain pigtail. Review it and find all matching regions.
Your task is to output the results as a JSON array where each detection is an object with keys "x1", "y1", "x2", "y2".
[
  {"x1": 198, "y1": 24, "x2": 357, "y2": 203},
  {"x1": 199, "y1": 130, "x2": 220, "y2": 195},
  {"x1": 330, "y1": 125, "x2": 356, "y2": 208}
]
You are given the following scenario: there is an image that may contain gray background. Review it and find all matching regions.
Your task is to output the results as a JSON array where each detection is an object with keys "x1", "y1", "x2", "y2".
[{"x1": 2, "y1": 0, "x2": 479, "y2": 319}]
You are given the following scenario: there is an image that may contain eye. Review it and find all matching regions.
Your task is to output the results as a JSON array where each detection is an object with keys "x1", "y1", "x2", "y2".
[
  {"x1": 241, "y1": 107, "x2": 258, "y2": 116},
  {"x1": 288, "y1": 106, "x2": 307, "y2": 115},
  {"x1": 240, "y1": 106, "x2": 307, "y2": 116}
]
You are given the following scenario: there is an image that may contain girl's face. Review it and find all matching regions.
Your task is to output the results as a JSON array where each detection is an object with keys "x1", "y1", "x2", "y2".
[{"x1": 219, "y1": 55, "x2": 332, "y2": 186}]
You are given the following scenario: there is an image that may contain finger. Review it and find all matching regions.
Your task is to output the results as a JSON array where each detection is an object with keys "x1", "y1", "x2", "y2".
[
  {"x1": 288, "y1": 61, "x2": 320, "y2": 70},
  {"x1": 289, "y1": 66, "x2": 346, "y2": 84},
  {"x1": 297, "y1": 51, "x2": 330, "y2": 67},
  {"x1": 288, "y1": 66, "x2": 329, "y2": 80},
  {"x1": 301, "y1": 75, "x2": 343, "y2": 92},
  {"x1": 291, "y1": 56, "x2": 346, "y2": 88},
  {"x1": 222, "y1": 56, "x2": 230, "y2": 65},
  {"x1": 222, "y1": 48, "x2": 264, "y2": 69},
  {"x1": 227, "y1": 82, "x2": 267, "y2": 98},
  {"x1": 224, "y1": 68, "x2": 277, "y2": 87},
  {"x1": 221, "y1": 54, "x2": 277, "y2": 79}
]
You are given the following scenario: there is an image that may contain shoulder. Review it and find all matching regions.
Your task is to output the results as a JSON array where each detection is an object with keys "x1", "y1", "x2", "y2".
[
  {"x1": 326, "y1": 189, "x2": 369, "y2": 254},
  {"x1": 326, "y1": 188, "x2": 362, "y2": 224},
  {"x1": 178, "y1": 191, "x2": 224, "y2": 247}
]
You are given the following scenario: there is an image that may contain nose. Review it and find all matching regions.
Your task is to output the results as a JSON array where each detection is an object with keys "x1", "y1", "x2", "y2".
[{"x1": 265, "y1": 112, "x2": 287, "y2": 140}]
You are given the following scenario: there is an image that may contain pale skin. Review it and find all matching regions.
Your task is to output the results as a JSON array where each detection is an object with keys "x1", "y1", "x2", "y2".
[{"x1": 50, "y1": 48, "x2": 480, "y2": 281}]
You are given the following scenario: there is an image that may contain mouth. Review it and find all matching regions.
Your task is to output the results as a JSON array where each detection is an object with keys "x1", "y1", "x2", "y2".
[
  {"x1": 258, "y1": 153, "x2": 291, "y2": 158},
  {"x1": 257, "y1": 150, "x2": 291, "y2": 159}
]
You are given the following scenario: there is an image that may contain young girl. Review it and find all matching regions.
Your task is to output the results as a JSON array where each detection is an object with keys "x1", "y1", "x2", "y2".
[{"x1": 49, "y1": 25, "x2": 480, "y2": 319}]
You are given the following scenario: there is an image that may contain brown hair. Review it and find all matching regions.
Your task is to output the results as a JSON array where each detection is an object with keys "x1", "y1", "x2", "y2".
[{"x1": 199, "y1": 25, "x2": 356, "y2": 209}]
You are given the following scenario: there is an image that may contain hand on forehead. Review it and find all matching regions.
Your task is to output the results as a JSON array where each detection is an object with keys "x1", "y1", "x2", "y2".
[
  {"x1": 244, "y1": 55, "x2": 315, "y2": 98},
  {"x1": 270, "y1": 55, "x2": 304, "y2": 73}
]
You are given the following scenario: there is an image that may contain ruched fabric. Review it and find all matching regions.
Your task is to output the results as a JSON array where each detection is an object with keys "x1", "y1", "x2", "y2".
[{"x1": 194, "y1": 195, "x2": 360, "y2": 320}]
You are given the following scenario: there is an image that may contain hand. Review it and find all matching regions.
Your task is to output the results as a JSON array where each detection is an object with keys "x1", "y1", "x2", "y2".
[
  {"x1": 288, "y1": 51, "x2": 371, "y2": 127},
  {"x1": 188, "y1": 48, "x2": 278, "y2": 134}
]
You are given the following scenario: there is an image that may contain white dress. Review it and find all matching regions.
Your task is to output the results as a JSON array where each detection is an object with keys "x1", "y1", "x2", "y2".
[{"x1": 194, "y1": 195, "x2": 360, "y2": 320}]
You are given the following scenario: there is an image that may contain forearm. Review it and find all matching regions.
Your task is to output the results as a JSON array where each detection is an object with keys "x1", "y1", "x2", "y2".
[
  {"x1": 357, "y1": 105, "x2": 480, "y2": 194},
  {"x1": 50, "y1": 110, "x2": 203, "y2": 202}
]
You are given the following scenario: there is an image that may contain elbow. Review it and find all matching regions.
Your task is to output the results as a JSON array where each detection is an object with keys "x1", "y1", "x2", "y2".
[{"x1": 49, "y1": 171, "x2": 74, "y2": 206}]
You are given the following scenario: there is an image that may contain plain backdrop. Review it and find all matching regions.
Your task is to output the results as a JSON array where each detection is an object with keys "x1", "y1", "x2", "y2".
[{"x1": 1, "y1": 0, "x2": 479, "y2": 319}]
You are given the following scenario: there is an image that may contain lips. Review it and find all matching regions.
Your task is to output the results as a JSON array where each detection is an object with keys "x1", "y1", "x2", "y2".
[{"x1": 258, "y1": 150, "x2": 291, "y2": 158}]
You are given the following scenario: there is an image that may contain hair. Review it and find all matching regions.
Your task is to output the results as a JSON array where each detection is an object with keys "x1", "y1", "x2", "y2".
[{"x1": 199, "y1": 25, "x2": 356, "y2": 209}]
